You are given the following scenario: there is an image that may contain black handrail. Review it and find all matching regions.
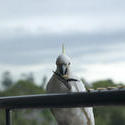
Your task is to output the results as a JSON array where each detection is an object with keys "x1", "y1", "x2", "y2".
[
  {"x1": 0, "y1": 88, "x2": 125, "y2": 109},
  {"x1": 1, "y1": 88, "x2": 125, "y2": 125}
]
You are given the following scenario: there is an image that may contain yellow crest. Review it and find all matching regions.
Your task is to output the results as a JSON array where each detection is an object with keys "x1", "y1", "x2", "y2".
[{"x1": 62, "y1": 44, "x2": 65, "y2": 54}]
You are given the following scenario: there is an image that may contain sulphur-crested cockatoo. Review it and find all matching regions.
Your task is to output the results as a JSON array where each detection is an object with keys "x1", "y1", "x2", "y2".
[{"x1": 47, "y1": 46, "x2": 95, "y2": 125}]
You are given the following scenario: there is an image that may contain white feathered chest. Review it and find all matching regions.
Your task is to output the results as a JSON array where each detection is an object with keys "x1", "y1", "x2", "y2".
[{"x1": 47, "y1": 74, "x2": 95, "y2": 125}]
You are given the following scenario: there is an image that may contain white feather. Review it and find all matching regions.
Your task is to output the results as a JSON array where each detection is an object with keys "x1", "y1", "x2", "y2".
[{"x1": 47, "y1": 53, "x2": 95, "y2": 125}]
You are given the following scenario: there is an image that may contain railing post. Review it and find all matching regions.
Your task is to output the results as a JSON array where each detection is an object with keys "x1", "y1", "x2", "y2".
[{"x1": 6, "y1": 109, "x2": 12, "y2": 125}]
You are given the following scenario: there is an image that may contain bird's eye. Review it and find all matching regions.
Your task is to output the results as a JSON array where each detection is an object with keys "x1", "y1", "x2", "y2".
[{"x1": 68, "y1": 62, "x2": 71, "y2": 65}]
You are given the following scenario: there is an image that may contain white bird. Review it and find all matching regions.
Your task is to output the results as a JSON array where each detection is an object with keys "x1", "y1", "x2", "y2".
[{"x1": 46, "y1": 45, "x2": 95, "y2": 125}]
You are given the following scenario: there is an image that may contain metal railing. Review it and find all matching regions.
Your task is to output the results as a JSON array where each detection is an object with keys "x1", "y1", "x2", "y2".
[{"x1": 1, "y1": 88, "x2": 125, "y2": 125}]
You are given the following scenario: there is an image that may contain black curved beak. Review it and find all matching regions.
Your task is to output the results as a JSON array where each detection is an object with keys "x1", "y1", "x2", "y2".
[{"x1": 59, "y1": 65, "x2": 67, "y2": 76}]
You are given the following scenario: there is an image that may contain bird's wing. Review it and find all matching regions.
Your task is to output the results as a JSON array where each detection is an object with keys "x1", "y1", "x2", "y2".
[{"x1": 74, "y1": 79, "x2": 95, "y2": 125}]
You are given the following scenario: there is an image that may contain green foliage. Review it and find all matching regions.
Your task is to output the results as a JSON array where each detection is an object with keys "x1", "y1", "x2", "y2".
[
  {"x1": 1, "y1": 71, "x2": 13, "y2": 89},
  {"x1": 1, "y1": 80, "x2": 45, "y2": 96},
  {"x1": 92, "y1": 79, "x2": 116, "y2": 89},
  {"x1": 41, "y1": 76, "x2": 47, "y2": 89},
  {"x1": 92, "y1": 79, "x2": 125, "y2": 125},
  {"x1": 0, "y1": 77, "x2": 56, "y2": 125},
  {"x1": 0, "y1": 75, "x2": 125, "y2": 125}
]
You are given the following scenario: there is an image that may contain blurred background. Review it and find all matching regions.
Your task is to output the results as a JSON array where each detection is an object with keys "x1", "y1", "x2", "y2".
[{"x1": 0, "y1": 0, "x2": 125, "y2": 125}]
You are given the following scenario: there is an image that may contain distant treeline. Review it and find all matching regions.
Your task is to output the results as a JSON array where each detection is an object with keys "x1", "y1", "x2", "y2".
[{"x1": 0, "y1": 71, "x2": 125, "y2": 125}]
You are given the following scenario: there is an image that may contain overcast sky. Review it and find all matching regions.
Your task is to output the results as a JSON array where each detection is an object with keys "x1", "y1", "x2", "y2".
[{"x1": 0, "y1": 0, "x2": 125, "y2": 85}]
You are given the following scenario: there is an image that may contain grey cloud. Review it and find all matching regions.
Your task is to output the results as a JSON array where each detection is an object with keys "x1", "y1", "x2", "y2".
[
  {"x1": 0, "y1": 30, "x2": 125, "y2": 65},
  {"x1": 0, "y1": 0, "x2": 125, "y2": 83},
  {"x1": 0, "y1": 0, "x2": 125, "y2": 66},
  {"x1": 0, "y1": 0, "x2": 125, "y2": 19}
]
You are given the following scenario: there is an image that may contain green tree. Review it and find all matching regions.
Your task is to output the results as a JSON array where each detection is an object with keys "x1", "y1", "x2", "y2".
[
  {"x1": 20, "y1": 73, "x2": 34, "y2": 83},
  {"x1": 92, "y1": 79, "x2": 116, "y2": 89},
  {"x1": 0, "y1": 78, "x2": 55, "y2": 125},
  {"x1": 41, "y1": 76, "x2": 47, "y2": 89},
  {"x1": 1, "y1": 71, "x2": 13, "y2": 89},
  {"x1": 26, "y1": 73, "x2": 34, "y2": 83},
  {"x1": 92, "y1": 79, "x2": 125, "y2": 125}
]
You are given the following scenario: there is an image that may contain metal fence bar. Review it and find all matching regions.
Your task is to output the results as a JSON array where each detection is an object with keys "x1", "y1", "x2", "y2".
[
  {"x1": 0, "y1": 88, "x2": 125, "y2": 109},
  {"x1": 0, "y1": 88, "x2": 125, "y2": 125},
  {"x1": 6, "y1": 109, "x2": 12, "y2": 125}
]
